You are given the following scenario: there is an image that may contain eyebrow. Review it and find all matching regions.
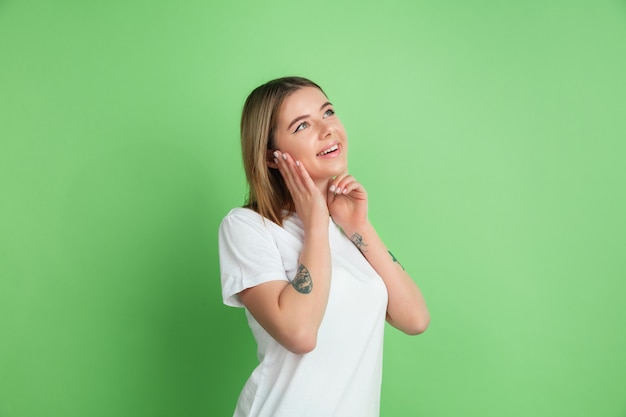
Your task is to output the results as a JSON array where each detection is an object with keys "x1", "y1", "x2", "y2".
[{"x1": 287, "y1": 101, "x2": 333, "y2": 131}]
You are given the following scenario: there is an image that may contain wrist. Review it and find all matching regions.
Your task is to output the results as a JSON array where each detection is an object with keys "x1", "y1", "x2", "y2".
[
  {"x1": 341, "y1": 220, "x2": 373, "y2": 240},
  {"x1": 304, "y1": 219, "x2": 330, "y2": 240}
]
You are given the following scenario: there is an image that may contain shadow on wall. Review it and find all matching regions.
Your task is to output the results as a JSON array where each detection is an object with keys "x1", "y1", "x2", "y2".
[{"x1": 58, "y1": 140, "x2": 254, "y2": 416}]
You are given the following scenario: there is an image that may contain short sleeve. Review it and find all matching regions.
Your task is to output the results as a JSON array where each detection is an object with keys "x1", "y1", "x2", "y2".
[{"x1": 218, "y1": 208, "x2": 288, "y2": 308}]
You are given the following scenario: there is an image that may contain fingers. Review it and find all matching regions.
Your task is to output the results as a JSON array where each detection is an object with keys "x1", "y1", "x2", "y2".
[
  {"x1": 328, "y1": 173, "x2": 365, "y2": 196},
  {"x1": 273, "y1": 150, "x2": 315, "y2": 195},
  {"x1": 326, "y1": 178, "x2": 337, "y2": 202},
  {"x1": 273, "y1": 150, "x2": 299, "y2": 190}
]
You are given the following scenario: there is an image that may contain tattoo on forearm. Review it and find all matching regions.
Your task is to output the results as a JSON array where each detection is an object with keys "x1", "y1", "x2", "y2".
[
  {"x1": 388, "y1": 250, "x2": 405, "y2": 270},
  {"x1": 292, "y1": 264, "x2": 313, "y2": 294},
  {"x1": 350, "y1": 233, "x2": 368, "y2": 252}
]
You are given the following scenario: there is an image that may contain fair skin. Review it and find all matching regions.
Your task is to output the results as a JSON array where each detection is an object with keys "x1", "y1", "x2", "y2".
[{"x1": 238, "y1": 86, "x2": 430, "y2": 354}]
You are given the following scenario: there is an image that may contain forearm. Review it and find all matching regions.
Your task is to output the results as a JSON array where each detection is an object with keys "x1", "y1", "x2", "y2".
[
  {"x1": 275, "y1": 226, "x2": 332, "y2": 350},
  {"x1": 344, "y1": 222, "x2": 430, "y2": 335}
]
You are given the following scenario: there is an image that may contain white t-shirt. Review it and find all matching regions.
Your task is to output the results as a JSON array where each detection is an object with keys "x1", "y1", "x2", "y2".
[{"x1": 218, "y1": 207, "x2": 388, "y2": 417}]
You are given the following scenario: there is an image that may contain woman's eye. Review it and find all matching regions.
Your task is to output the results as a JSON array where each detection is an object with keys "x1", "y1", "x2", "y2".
[
  {"x1": 323, "y1": 109, "x2": 335, "y2": 118},
  {"x1": 294, "y1": 122, "x2": 309, "y2": 133}
]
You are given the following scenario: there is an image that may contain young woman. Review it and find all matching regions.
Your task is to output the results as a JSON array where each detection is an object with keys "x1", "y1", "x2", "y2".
[{"x1": 218, "y1": 76, "x2": 429, "y2": 417}]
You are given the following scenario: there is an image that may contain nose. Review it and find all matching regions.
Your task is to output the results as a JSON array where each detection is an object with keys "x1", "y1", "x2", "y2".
[{"x1": 321, "y1": 124, "x2": 334, "y2": 139}]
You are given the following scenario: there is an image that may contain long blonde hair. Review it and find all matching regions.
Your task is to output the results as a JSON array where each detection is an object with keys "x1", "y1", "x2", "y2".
[{"x1": 240, "y1": 76, "x2": 326, "y2": 225}]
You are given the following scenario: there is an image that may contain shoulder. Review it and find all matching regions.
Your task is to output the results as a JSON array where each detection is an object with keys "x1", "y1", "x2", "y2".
[
  {"x1": 219, "y1": 207, "x2": 285, "y2": 244},
  {"x1": 223, "y1": 206, "x2": 262, "y2": 221},
  {"x1": 222, "y1": 206, "x2": 259, "y2": 222}
]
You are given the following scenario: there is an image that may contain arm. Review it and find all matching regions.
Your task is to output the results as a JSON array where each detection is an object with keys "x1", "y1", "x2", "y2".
[
  {"x1": 328, "y1": 174, "x2": 430, "y2": 335},
  {"x1": 239, "y1": 151, "x2": 331, "y2": 354},
  {"x1": 238, "y1": 223, "x2": 330, "y2": 354},
  {"x1": 345, "y1": 223, "x2": 430, "y2": 335}
]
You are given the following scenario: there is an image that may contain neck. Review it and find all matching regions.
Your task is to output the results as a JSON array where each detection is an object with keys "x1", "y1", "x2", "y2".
[{"x1": 314, "y1": 178, "x2": 332, "y2": 205}]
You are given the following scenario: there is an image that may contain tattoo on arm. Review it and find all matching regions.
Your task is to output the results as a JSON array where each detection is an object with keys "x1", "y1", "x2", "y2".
[
  {"x1": 350, "y1": 233, "x2": 368, "y2": 252},
  {"x1": 388, "y1": 250, "x2": 405, "y2": 270},
  {"x1": 291, "y1": 264, "x2": 313, "y2": 294}
]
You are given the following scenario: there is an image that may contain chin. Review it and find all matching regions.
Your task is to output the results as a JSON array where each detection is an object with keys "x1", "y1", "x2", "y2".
[{"x1": 309, "y1": 157, "x2": 348, "y2": 180}]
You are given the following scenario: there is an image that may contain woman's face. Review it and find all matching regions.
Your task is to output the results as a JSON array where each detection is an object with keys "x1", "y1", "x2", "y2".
[{"x1": 272, "y1": 86, "x2": 348, "y2": 184}]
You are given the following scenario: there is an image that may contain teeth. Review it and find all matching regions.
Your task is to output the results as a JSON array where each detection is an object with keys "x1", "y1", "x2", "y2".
[{"x1": 318, "y1": 144, "x2": 338, "y2": 156}]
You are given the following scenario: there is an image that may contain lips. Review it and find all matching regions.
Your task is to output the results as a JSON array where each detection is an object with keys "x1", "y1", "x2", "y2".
[{"x1": 317, "y1": 143, "x2": 339, "y2": 156}]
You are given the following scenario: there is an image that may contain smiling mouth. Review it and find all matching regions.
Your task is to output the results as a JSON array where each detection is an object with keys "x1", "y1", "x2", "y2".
[{"x1": 317, "y1": 144, "x2": 339, "y2": 156}]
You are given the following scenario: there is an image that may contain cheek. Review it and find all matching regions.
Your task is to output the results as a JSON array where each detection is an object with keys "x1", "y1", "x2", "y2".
[
  {"x1": 273, "y1": 134, "x2": 289, "y2": 152},
  {"x1": 335, "y1": 123, "x2": 347, "y2": 139},
  {"x1": 274, "y1": 137, "x2": 304, "y2": 158}
]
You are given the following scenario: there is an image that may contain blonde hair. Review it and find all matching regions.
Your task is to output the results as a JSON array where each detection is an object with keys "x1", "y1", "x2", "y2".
[{"x1": 240, "y1": 76, "x2": 326, "y2": 225}]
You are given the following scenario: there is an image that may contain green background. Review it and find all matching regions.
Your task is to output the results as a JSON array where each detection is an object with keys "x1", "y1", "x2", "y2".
[{"x1": 1, "y1": 0, "x2": 625, "y2": 416}]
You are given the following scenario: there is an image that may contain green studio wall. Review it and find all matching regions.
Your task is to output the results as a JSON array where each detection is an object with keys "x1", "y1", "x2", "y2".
[{"x1": 1, "y1": 1, "x2": 625, "y2": 416}]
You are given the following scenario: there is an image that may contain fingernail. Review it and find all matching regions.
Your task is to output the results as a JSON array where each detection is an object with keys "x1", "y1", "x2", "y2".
[
  {"x1": 282, "y1": 153, "x2": 287, "y2": 161},
  {"x1": 273, "y1": 151, "x2": 279, "y2": 158},
  {"x1": 295, "y1": 161, "x2": 300, "y2": 167},
  {"x1": 335, "y1": 188, "x2": 341, "y2": 194},
  {"x1": 274, "y1": 158, "x2": 278, "y2": 164},
  {"x1": 329, "y1": 185, "x2": 336, "y2": 193},
  {"x1": 343, "y1": 188, "x2": 348, "y2": 194}
]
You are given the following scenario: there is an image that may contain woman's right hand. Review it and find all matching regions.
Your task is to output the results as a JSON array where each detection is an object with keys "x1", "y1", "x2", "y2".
[
  {"x1": 273, "y1": 150, "x2": 329, "y2": 231},
  {"x1": 237, "y1": 151, "x2": 333, "y2": 354}
]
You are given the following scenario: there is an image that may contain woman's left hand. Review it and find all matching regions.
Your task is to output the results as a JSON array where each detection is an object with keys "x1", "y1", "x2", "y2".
[{"x1": 327, "y1": 173, "x2": 369, "y2": 232}]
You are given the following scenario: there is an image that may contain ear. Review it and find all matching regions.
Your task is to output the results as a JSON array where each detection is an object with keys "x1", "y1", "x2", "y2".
[{"x1": 266, "y1": 149, "x2": 279, "y2": 169}]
